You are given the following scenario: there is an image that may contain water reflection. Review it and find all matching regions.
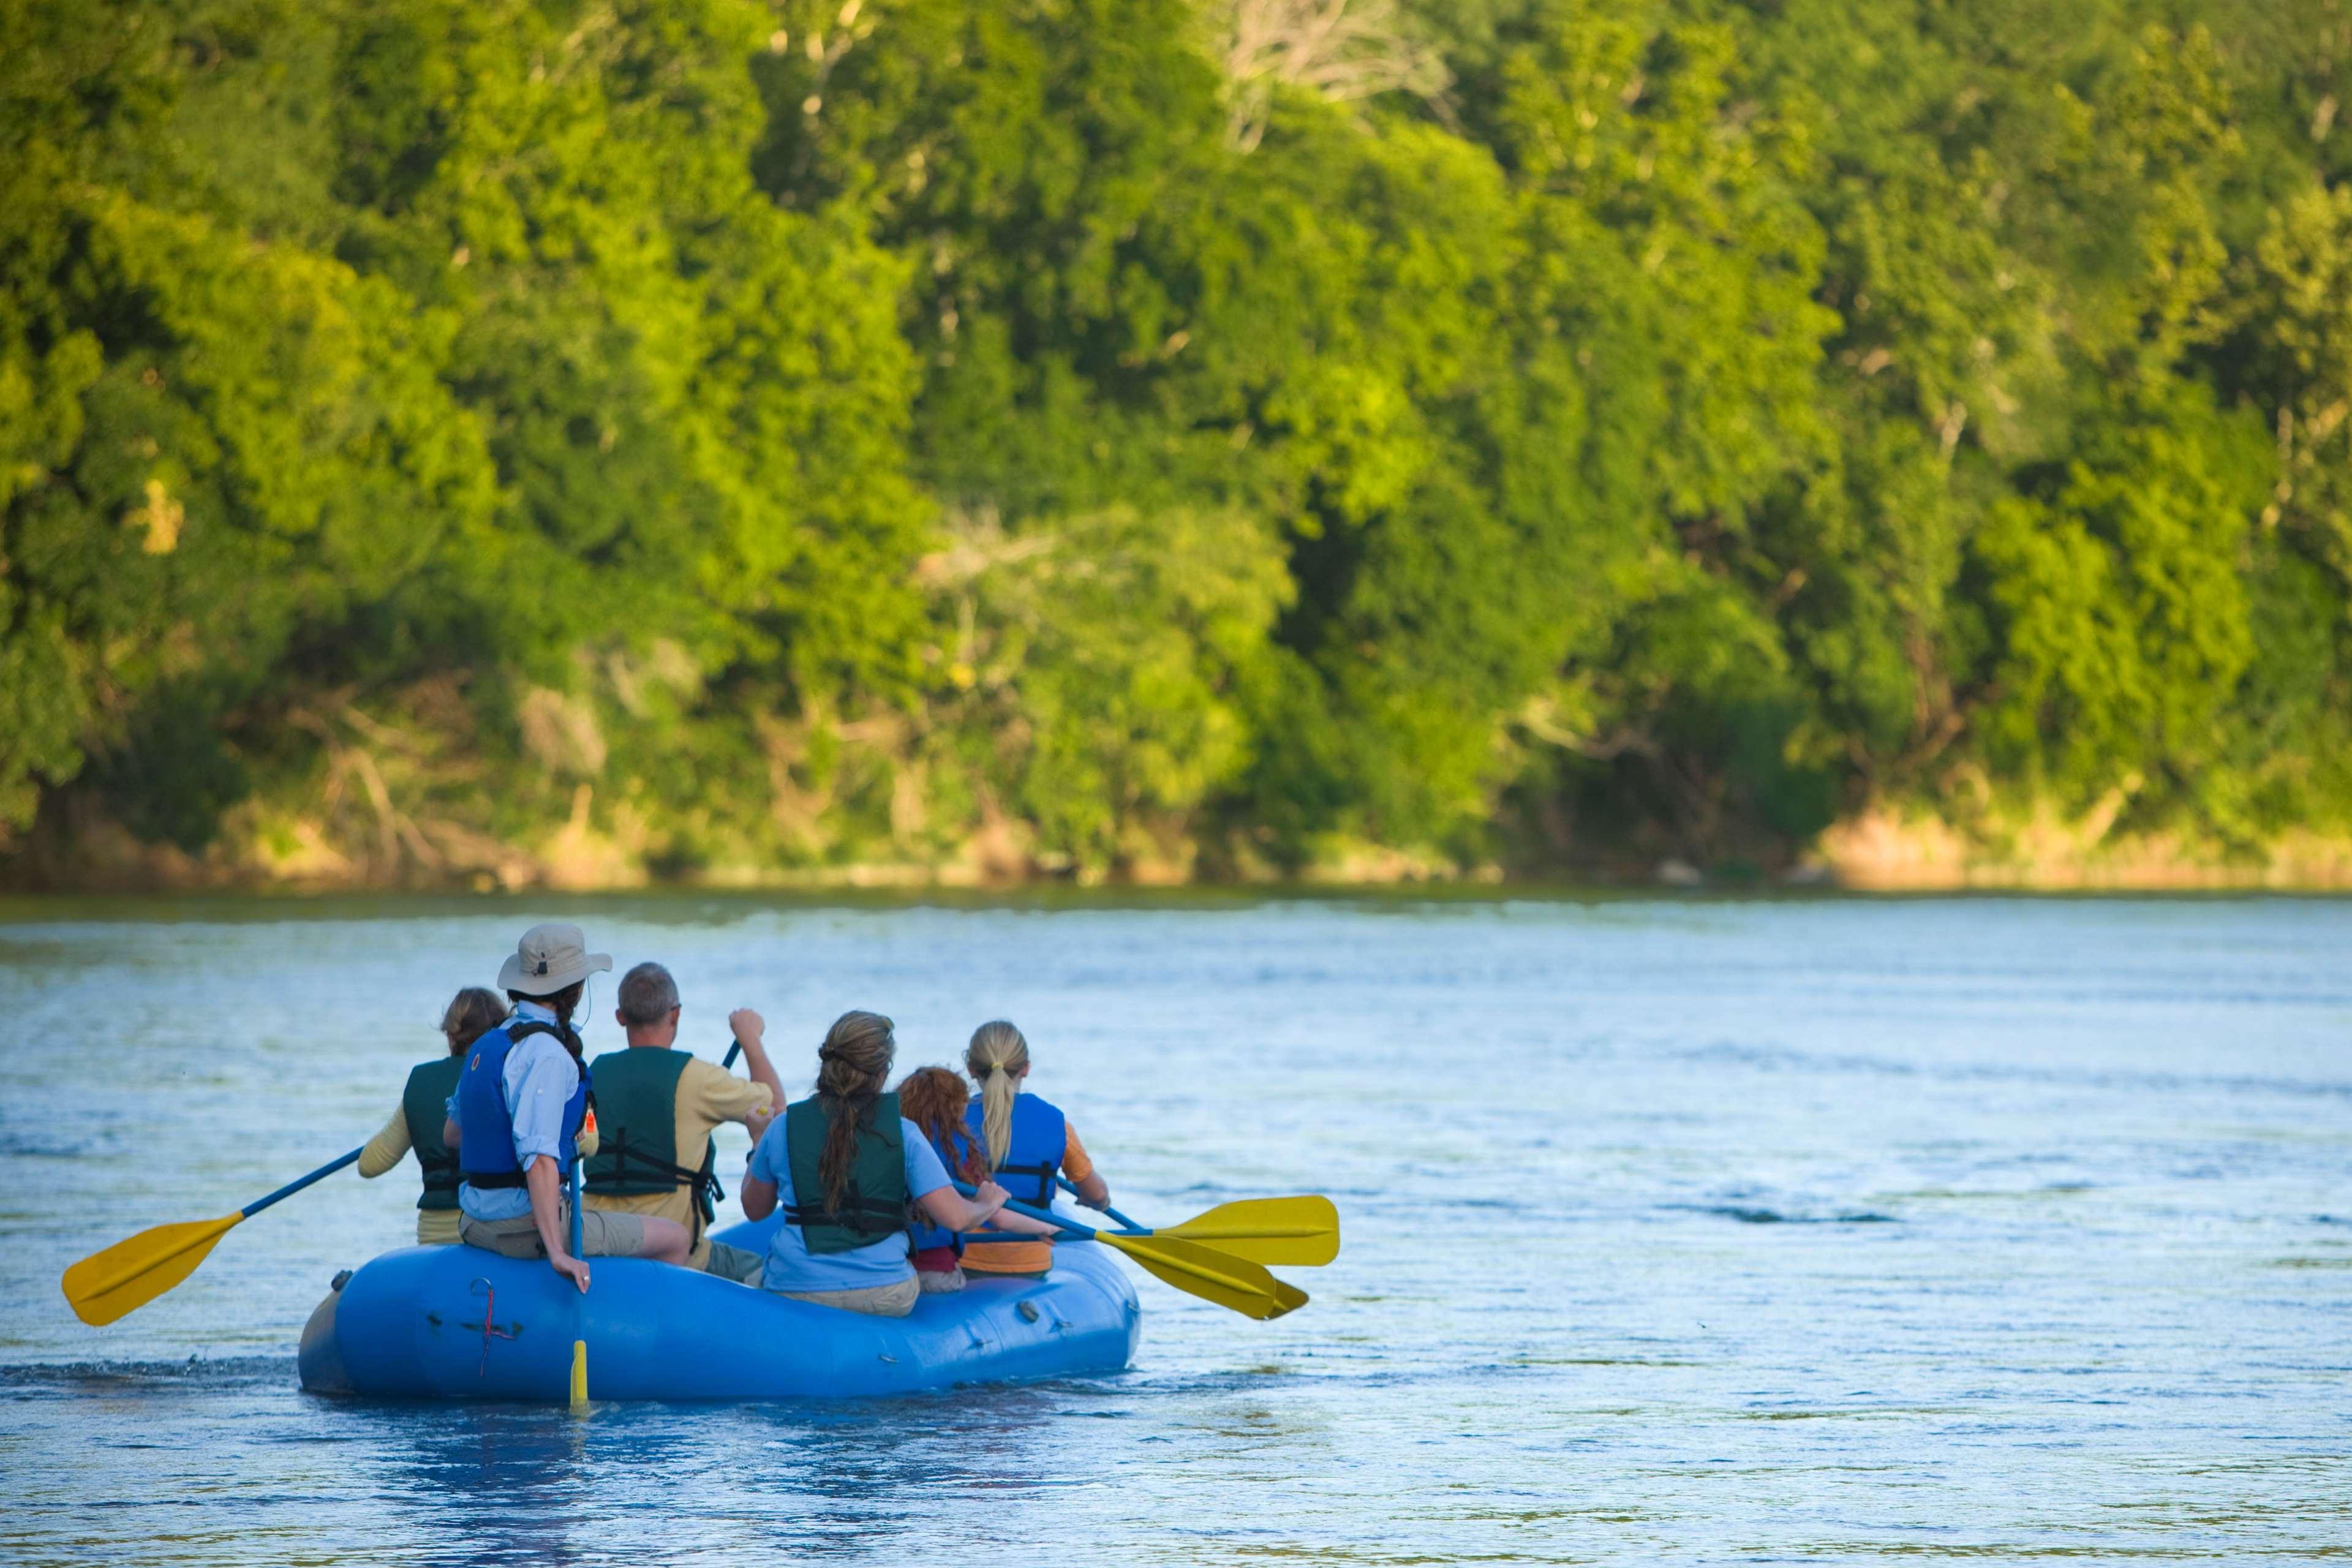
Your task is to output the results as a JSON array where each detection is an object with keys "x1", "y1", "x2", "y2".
[
  {"x1": 373, "y1": 1406, "x2": 600, "y2": 1566},
  {"x1": 345, "y1": 1385, "x2": 1113, "y2": 1564}
]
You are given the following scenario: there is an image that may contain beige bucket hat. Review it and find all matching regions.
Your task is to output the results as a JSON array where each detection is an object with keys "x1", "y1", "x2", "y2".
[{"x1": 497, "y1": 921, "x2": 613, "y2": 996}]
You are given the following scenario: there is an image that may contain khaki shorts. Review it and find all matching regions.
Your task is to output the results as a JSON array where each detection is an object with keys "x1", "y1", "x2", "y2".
[
  {"x1": 460, "y1": 1206, "x2": 646, "y2": 1259},
  {"x1": 772, "y1": 1275, "x2": 921, "y2": 1317},
  {"x1": 916, "y1": 1265, "x2": 967, "y2": 1294},
  {"x1": 703, "y1": 1241, "x2": 766, "y2": 1285},
  {"x1": 415, "y1": 1208, "x2": 464, "y2": 1247}
]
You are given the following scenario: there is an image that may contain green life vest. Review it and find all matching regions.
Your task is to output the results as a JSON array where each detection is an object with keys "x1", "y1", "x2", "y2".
[
  {"x1": 581, "y1": 1048, "x2": 721, "y2": 1231},
  {"x1": 400, "y1": 1055, "x2": 466, "y2": 1212},
  {"x1": 783, "y1": 1091, "x2": 907, "y2": 1255}
]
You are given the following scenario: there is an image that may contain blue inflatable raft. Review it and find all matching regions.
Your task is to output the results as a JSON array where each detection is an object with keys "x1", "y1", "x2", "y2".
[{"x1": 297, "y1": 1213, "x2": 1140, "y2": 1401}]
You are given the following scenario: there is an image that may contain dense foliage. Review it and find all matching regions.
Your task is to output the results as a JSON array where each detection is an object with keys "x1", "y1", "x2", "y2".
[{"x1": 7, "y1": 0, "x2": 2352, "y2": 884}]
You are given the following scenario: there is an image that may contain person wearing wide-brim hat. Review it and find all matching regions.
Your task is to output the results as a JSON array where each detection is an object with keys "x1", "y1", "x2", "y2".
[{"x1": 441, "y1": 922, "x2": 692, "y2": 1290}]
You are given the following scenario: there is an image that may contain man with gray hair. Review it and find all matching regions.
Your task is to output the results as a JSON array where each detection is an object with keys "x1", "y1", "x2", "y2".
[{"x1": 580, "y1": 960, "x2": 785, "y2": 1283}]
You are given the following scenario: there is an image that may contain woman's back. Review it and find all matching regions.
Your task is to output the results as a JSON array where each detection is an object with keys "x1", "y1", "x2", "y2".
[{"x1": 960, "y1": 1019, "x2": 1109, "y2": 1278}]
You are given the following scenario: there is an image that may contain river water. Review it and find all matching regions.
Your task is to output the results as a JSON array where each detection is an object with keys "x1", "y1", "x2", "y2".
[{"x1": 0, "y1": 893, "x2": 2344, "y2": 1564}]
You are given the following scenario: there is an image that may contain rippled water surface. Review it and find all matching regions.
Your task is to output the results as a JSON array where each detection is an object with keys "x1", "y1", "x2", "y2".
[{"x1": 1, "y1": 893, "x2": 2346, "y2": 1564}]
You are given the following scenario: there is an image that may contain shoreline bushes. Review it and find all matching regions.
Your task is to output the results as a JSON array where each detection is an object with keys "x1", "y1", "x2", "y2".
[{"x1": 6, "y1": 0, "x2": 2351, "y2": 886}]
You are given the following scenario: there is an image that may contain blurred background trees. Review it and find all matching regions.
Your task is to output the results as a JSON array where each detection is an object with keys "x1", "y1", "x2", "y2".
[{"x1": 7, "y1": 0, "x2": 2352, "y2": 886}]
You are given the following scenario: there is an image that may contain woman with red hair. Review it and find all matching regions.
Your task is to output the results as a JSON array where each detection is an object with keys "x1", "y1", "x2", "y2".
[{"x1": 896, "y1": 1065, "x2": 1052, "y2": 1291}]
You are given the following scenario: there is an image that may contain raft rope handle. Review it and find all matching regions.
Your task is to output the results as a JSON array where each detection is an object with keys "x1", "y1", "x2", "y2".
[{"x1": 467, "y1": 1277, "x2": 519, "y2": 1377}]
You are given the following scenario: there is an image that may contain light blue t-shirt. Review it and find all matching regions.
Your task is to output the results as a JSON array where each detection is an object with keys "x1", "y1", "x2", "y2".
[
  {"x1": 445, "y1": 1001, "x2": 581, "y2": 1223},
  {"x1": 745, "y1": 1114, "x2": 950, "y2": 1294}
]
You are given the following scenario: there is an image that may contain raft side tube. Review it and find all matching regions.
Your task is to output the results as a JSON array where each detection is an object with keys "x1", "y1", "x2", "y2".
[
  {"x1": 295, "y1": 1275, "x2": 353, "y2": 1396},
  {"x1": 308, "y1": 1218, "x2": 1139, "y2": 1401}
]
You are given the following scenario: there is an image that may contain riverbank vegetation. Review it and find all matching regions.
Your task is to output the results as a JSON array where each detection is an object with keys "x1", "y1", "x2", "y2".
[{"x1": 9, "y1": 0, "x2": 2352, "y2": 889}]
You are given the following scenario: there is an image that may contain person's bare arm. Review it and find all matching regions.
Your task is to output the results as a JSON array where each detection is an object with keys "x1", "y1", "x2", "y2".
[
  {"x1": 728, "y1": 1008, "x2": 785, "y2": 1140},
  {"x1": 741, "y1": 1172, "x2": 777, "y2": 1223},
  {"x1": 1062, "y1": 1126, "x2": 1110, "y2": 1209},
  {"x1": 916, "y1": 1179, "x2": 1011, "y2": 1233},
  {"x1": 971, "y1": 1206, "x2": 1060, "y2": 1236},
  {"x1": 526, "y1": 1156, "x2": 589, "y2": 1292},
  {"x1": 442, "y1": 1116, "x2": 462, "y2": 1152}
]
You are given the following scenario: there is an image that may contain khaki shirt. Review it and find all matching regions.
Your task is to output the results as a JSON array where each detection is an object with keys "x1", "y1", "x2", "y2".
[{"x1": 581, "y1": 1057, "x2": 773, "y2": 1268}]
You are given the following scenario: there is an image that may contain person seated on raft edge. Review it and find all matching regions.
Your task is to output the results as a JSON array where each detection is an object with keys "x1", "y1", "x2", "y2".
[
  {"x1": 356, "y1": 986, "x2": 505, "y2": 1245},
  {"x1": 896, "y1": 1066, "x2": 992, "y2": 1294},
  {"x1": 957, "y1": 1020, "x2": 1112, "y2": 1281},
  {"x1": 737, "y1": 1010, "x2": 1057, "y2": 1317},
  {"x1": 579, "y1": 961, "x2": 785, "y2": 1286},
  {"x1": 440, "y1": 922, "x2": 693, "y2": 1292}
]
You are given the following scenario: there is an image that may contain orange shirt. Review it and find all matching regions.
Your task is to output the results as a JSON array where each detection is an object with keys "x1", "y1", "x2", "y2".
[{"x1": 960, "y1": 1123, "x2": 1095, "y2": 1275}]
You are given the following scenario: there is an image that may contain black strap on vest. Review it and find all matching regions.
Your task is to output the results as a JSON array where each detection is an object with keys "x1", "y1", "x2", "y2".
[
  {"x1": 509, "y1": 1016, "x2": 585, "y2": 1057},
  {"x1": 586, "y1": 1133, "x2": 725, "y2": 1244},
  {"x1": 995, "y1": 1159, "x2": 1057, "y2": 1202},
  {"x1": 418, "y1": 1148, "x2": 460, "y2": 1195},
  {"x1": 584, "y1": 1137, "x2": 720, "y2": 1204},
  {"x1": 783, "y1": 1194, "x2": 906, "y2": 1229},
  {"x1": 460, "y1": 1017, "x2": 589, "y2": 1190},
  {"x1": 413, "y1": 1100, "x2": 458, "y2": 1194}
]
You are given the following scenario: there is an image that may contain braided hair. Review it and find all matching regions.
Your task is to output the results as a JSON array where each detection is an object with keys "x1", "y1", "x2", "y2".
[{"x1": 814, "y1": 1011, "x2": 896, "y2": 1216}]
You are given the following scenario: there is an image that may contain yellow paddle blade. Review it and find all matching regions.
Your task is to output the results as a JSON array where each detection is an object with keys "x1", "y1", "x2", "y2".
[
  {"x1": 61, "y1": 1213, "x2": 243, "y2": 1327},
  {"x1": 1102, "y1": 1232, "x2": 1308, "y2": 1321},
  {"x1": 1159, "y1": 1196, "x2": 1340, "y2": 1267}
]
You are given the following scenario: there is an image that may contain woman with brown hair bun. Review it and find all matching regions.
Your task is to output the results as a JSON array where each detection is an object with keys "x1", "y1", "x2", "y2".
[
  {"x1": 741, "y1": 1012, "x2": 1020, "y2": 1316},
  {"x1": 959, "y1": 1020, "x2": 1114, "y2": 1279},
  {"x1": 357, "y1": 986, "x2": 507, "y2": 1245}
]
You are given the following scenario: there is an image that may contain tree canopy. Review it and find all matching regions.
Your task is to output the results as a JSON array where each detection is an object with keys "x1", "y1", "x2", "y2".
[{"x1": 7, "y1": 0, "x2": 2352, "y2": 885}]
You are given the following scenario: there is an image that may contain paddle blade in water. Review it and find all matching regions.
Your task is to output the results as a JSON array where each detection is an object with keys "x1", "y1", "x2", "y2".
[
  {"x1": 1104, "y1": 1232, "x2": 1307, "y2": 1321},
  {"x1": 1159, "y1": 1196, "x2": 1340, "y2": 1267},
  {"x1": 62, "y1": 1214, "x2": 242, "y2": 1326}
]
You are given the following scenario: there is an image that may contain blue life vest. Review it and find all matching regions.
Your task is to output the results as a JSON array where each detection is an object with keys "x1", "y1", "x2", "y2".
[
  {"x1": 907, "y1": 1119, "x2": 989, "y2": 1256},
  {"x1": 963, "y1": 1093, "x2": 1067, "y2": 1208},
  {"x1": 456, "y1": 1016, "x2": 592, "y2": 1189}
]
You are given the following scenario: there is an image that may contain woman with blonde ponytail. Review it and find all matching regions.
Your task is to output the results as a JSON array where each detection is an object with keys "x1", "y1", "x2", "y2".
[
  {"x1": 958, "y1": 1021, "x2": 1114, "y2": 1278},
  {"x1": 741, "y1": 1011, "x2": 1017, "y2": 1316}
]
